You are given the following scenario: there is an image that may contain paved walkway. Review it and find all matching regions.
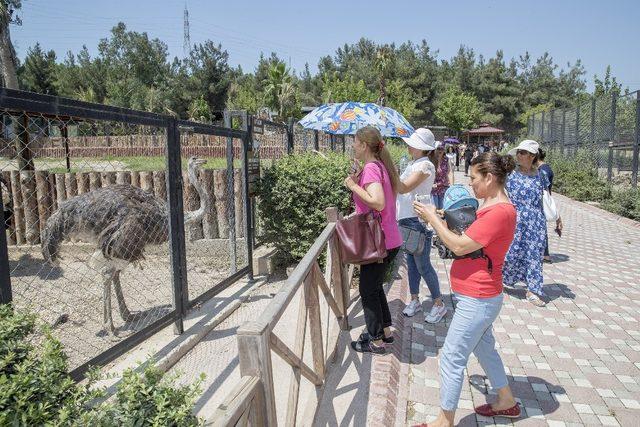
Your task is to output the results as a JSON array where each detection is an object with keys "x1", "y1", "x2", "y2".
[{"x1": 352, "y1": 171, "x2": 640, "y2": 427}]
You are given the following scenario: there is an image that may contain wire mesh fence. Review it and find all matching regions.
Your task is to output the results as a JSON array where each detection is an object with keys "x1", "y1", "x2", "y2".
[
  {"x1": 0, "y1": 89, "x2": 253, "y2": 378},
  {"x1": 528, "y1": 90, "x2": 640, "y2": 187}
]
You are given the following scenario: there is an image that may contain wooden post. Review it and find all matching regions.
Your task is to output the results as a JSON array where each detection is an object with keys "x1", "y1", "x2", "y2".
[
  {"x1": 65, "y1": 173, "x2": 77, "y2": 199},
  {"x1": 89, "y1": 172, "x2": 102, "y2": 191},
  {"x1": 55, "y1": 173, "x2": 66, "y2": 207},
  {"x1": 20, "y1": 170, "x2": 40, "y2": 244},
  {"x1": 116, "y1": 171, "x2": 131, "y2": 186},
  {"x1": 130, "y1": 171, "x2": 140, "y2": 188},
  {"x1": 35, "y1": 171, "x2": 52, "y2": 235},
  {"x1": 77, "y1": 172, "x2": 90, "y2": 194},
  {"x1": 101, "y1": 171, "x2": 117, "y2": 187},
  {"x1": 213, "y1": 169, "x2": 229, "y2": 238},
  {"x1": 200, "y1": 169, "x2": 218, "y2": 238},
  {"x1": 139, "y1": 171, "x2": 154, "y2": 193},
  {"x1": 285, "y1": 290, "x2": 308, "y2": 427},
  {"x1": 153, "y1": 170, "x2": 167, "y2": 201},
  {"x1": 234, "y1": 168, "x2": 243, "y2": 238},
  {"x1": 47, "y1": 172, "x2": 57, "y2": 212},
  {"x1": 9, "y1": 171, "x2": 25, "y2": 244},
  {"x1": 183, "y1": 170, "x2": 203, "y2": 241},
  {"x1": 236, "y1": 325, "x2": 276, "y2": 426},
  {"x1": 326, "y1": 208, "x2": 349, "y2": 330},
  {"x1": 306, "y1": 266, "x2": 325, "y2": 380}
]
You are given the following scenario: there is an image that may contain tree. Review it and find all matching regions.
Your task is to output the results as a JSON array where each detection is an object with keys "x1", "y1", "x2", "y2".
[
  {"x1": 19, "y1": 43, "x2": 58, "y2": 94},
  {"x1": 374, "y1": 45, "x2": 394, "y2": 105},
  {"x1": 188, "y1": 95, "x2": 211, "y2": 122},
  {"x1": 263, "y1": 61, "x2": 298, "y2": 119},
  {"x1": 321, "y1": 73, "x2": 376, "y2": 103},
  {"x1": 435, "y1": 86, "x2": 481, "y2": 135},
  {"x1": 594, "y1": 65, "x2": 622, "y2": 97},
  {"x1": 0, "y1": 0, "x2": 20, "y2": 89},
  {"x1": 185, "y1": 40, "x2": 232, "y2": 113}
]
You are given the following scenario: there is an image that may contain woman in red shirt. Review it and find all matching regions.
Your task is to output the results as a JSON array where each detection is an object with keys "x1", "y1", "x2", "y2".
[{"x1": 413, "y1": 152, "x2": 521, "y2": 426}]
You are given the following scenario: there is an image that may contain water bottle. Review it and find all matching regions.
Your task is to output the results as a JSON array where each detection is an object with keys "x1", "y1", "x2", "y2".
[{"x1": 398, "y1": 155, "x2": 409, "y2": 174}]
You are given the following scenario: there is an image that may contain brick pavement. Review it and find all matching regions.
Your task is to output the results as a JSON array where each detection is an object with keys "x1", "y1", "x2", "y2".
[{"x1": 366, "y1": 172, "x2": 640, "y2": 427}]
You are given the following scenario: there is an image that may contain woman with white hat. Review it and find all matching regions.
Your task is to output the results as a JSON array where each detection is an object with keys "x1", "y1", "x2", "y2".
[
  {"x1": 395, "y1": 128, "x2": 446, "y2": 323},
  {"x1": 502, "y1": 139, "x2": 551, "y2": 307}
]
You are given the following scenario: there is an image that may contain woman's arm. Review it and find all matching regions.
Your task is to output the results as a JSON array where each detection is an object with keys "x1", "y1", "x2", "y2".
[
  {"x1": 448, "y1": 160, "x2": 455, "y2": 185},
  {"x1": 397, "y1": 170, "x2": 430, "y2": 194},
  {"x1": 344, "y1": 176, "x2": 385, "y2": 211},
  {"x1": 413, "y1": 202, "x2": 483, "y2": 256}
]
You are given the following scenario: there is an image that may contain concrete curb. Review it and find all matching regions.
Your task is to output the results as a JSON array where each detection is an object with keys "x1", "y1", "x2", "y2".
[{"x1": 156, "y1": 277, "x2": 268, "y2": 373}]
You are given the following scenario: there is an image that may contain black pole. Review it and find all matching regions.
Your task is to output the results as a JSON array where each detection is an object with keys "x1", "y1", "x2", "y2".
[
  {"x1": 62, "y1": 124, "x2": 71, "y2": 173},
  {"x1": 313, "y1": 130, "x2": 319, "y2": 151},
  {"x1": 608, "y1": 93, "x2": 617, "y2": 182},
  {"x1": 0, "y1": 181, "x2": 11, "y2": 305},
  {"x1": 632, "y1": 91, "x2": 640, "y2": 188},
  {"x1": 165, "y1": 117, "x2": 187, "y2": 334},
  {"x1": 224, "y1": 111, "x2": 237, "y2": 274},
  {"x1": 575, "y1": 105, "x2": 581, "y2": 155},
  {"x1": 287, "y1": 117, "x2": 294, "y2": 155},
  {"x1": 540, "y1": 111, "x2": 545, "y2": 143},
  {"x1": 242, "y1": 113, "x2": 254, "y2": 281}
]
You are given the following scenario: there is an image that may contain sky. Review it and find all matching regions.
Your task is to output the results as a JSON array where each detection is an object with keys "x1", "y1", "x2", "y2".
[{"x1": 11, "y1": 0, "x2": 640, "y2": 92}]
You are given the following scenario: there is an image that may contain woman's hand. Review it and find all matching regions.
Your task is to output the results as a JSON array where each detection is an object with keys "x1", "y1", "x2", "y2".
[
  {"x1": 344, "y1": 175, "x2": 358, "y2": 191},
  {"x1": 413, "y1": 201, "x2": 438, "y2": 223},
  {"x1": 556, "y1": 217, "x2": 563, "y2": 232}
]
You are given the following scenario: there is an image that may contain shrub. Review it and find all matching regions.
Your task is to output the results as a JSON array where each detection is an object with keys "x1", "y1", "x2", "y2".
[
  {"x1": 258, "y1": 153, "x2": 352, "y2": 261},
  {"x1": 602, "y1": 188, "x2": 640, "y2": 221},
  {"x1": 547, "y1": 150, "x2": 611, "y2": 202},
  {"x1": 0, "y1": 304, "x2": 203, "y2": 426}
]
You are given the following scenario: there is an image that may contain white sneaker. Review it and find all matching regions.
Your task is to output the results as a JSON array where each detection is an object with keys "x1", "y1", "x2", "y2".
[
  {"x1": 402, "y1": 300, "x2": 423, "y2": 317},
  {"x1": 425, "y1": 304, "x2": 447, "y2": 324}
]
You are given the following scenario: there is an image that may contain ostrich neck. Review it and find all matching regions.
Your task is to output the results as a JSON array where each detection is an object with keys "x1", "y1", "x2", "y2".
[{"x1": 184, "y1": 166, "x2": 210, "y2": 225}]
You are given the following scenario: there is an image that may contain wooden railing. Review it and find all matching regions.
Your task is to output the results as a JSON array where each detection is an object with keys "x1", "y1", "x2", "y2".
[{"x1": 211, "y1": 208, "x2": 355, "y2": 426}]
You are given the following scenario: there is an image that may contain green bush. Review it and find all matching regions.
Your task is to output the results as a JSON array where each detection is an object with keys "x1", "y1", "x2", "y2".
[
  {"x1": 547, "y1": 150, "x2": 611, "y2": 202},
  {"x1": 258, "y1": 153, "x2": 352, "y2": 261},
  {"x1": 602, "y1": 188, "x2": 640, "y2": 221},
  {"x1": 0, "y1": 304, "x2": 203, "y2": 426}
]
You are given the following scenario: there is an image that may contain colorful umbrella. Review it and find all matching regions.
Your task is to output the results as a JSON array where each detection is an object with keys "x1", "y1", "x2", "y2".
[
  {"x1": 298, "y1": 102, "x2": 414, "y2": 138},
  {"x1": 444, "y1": 137, "x2": 460, "y2": 144}
]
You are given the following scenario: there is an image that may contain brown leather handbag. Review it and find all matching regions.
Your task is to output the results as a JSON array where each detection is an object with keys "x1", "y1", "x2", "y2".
[{"x1": 335, "y1": 161, "x2": 387, "y2": 265}]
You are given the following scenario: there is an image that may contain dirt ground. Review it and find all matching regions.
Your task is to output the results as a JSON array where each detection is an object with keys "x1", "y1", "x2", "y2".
[{"x1": 8, "y1": 238, "x2": 248, "y2": 370}]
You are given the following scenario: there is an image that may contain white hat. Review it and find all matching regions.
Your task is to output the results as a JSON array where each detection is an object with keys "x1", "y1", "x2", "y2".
[
  {"x1": 508, "y1": 139, "x2": 539, "y2": 157},
  {"x1": 402, "y1": 128, "x2": 436, "y2": 151}
]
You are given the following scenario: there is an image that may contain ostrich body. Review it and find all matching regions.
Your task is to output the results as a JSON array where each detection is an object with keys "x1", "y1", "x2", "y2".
[{"x1": 41, "y1": 157, "x2": 209, "y2": 336}]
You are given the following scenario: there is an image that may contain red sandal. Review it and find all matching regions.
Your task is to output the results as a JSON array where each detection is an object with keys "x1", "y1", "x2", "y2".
[{"x1": 475, "y1": 403, "x2": 521, "y2": 418}]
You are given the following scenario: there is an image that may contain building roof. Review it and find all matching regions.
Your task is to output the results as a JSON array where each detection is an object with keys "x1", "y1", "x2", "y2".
[{"x1": 464, "y1": 122, "x2": 504, "y2": 135}]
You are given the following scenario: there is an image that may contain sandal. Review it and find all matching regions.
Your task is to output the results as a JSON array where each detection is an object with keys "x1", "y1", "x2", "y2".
[
  {"x1": 526, "y1": 291, "x2": 546, "y2": 307},
  {"x1": 475, "y1": 403, "x2": 521, "y2": 418}
]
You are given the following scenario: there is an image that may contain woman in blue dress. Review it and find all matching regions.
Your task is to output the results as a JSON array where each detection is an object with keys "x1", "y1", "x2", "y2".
[{"x1": 503, "y1": 140, "x2": 549, "y2": 307}]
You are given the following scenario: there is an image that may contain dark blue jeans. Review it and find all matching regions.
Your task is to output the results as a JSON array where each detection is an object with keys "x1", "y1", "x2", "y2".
[{"x1": 399, "y1": 217, "x2": 441, "y2": 301}]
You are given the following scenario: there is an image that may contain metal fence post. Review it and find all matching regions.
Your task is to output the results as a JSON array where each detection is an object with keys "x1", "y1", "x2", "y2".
[
  {"x1": 549, "y1": 110, "x2": 555, "y2": 149},
  {"x1": 561, "y1": 110, "x2": 566, "y2": 156},
  {"x1": 287, "y1": 118, "x2": 294, "y2": 155},
  {"x1": 0, "y1": 182, "x2": 12, "y2": 305},
  {"x1": 313, "y1": 130, "x2": 319, "y2": 151},
  {"x1": 541, "y1": 111, "x2": 545, "y2": 142},
  {"x1": 575, "y1": 105, "x2": 581, "y2": 155},
  {"x1": 224, "y1": 111, "x2": 238, "y2": 274},
  {"x1": 608, "y1": 93, "x2": 617, "y2": 182},
  {"x1": 632, "y1": 91, "x2": 640, "y2": 188},
  {"x1": 166, "y1": 117, "x2": 187, "y2": 334},
  {"x1": 591, "y1": 96, "x2": 596, "y2": 145},
  {"x1": 241, "y1": 114, "x2": 254, "y2": 280}
]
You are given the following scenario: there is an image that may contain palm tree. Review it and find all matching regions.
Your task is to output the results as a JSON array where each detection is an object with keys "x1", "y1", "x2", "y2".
[
  {"x1": 374, "y1": 46, "x2": 394, "y2": 107},
  {"x1": 263, "y1": 62, "x2": 295, "y2": 120}
]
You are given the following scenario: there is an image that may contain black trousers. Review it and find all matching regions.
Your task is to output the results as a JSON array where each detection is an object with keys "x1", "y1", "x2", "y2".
[
  {"x1": 359, "y1": 248, "x2": 399, "y2": 340},
  {"x1": 464, "y1": 160, "x2": 471, "y2": 174}
]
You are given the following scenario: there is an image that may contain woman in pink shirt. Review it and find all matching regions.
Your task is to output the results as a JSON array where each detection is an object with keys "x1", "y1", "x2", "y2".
[{"x1": 344, "y1": 126, "x2": 402, "y2": 354}]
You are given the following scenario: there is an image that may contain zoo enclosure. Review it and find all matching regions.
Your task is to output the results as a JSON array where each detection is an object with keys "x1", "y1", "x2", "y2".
[
  {"x1": 0, "y1": 88, "x2": 254, "y2": 379},
  {"x1": 527, "y1": 90, "x2": 640, "y2": 187}
]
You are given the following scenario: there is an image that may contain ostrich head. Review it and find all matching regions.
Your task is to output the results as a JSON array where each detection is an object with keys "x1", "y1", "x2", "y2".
[{"x1": 184, "y1": 157, "x2": 210, "y2": 226}]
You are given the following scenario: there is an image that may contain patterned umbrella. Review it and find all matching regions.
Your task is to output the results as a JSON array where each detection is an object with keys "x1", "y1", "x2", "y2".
[
  {"x1": 444, "y1": 137, "x2": 460, "y2": 144},
  {"x1": 298, "y1": 102, "x2": 414, "y2": 138}
]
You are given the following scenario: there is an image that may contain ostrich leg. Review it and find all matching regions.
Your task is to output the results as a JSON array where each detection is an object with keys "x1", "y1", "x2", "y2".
[
  {"x1": 113, "y1": 270, "x2": 133, "y2": 321},
  {"x1": 102, "y1": 270, "x2": 117, "y2": 336}
]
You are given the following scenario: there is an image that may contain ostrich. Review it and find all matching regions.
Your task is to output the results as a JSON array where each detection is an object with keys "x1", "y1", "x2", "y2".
[{"x1": 41, "y1": 157, "x2": 210, "y2": 337}]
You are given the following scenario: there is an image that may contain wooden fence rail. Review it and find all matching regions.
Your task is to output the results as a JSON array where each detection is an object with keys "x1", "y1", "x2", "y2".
[
  {"x1": 211, "y1": 207, "x2": 354, "y2": 426},
  {"x1": 1, "y1": 168, "x2": 244, "y2": 246}
]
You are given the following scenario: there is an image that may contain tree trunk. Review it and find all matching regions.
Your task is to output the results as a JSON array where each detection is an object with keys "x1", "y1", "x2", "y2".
[{"x1": 0, "y1": 8, "x2": 18, "y2": 89}]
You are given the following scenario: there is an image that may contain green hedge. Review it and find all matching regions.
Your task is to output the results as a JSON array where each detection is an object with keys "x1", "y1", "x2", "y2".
[
  {"x1": 258, "y1": 153, "x2": 353, "y2": 262},
  {"x1": 0, "y1": 304, "x2": 203, "y2": 426}
]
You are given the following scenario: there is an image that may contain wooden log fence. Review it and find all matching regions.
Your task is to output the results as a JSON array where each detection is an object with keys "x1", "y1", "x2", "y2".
[
  {"x1": 2, "y1": 168, "x2": 244, "y2": 246},
  {"x1": 211, "y1": 208, "x2": 354, "y2": 426}
]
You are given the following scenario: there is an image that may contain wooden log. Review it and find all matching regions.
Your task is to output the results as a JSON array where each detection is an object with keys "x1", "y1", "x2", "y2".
[
  {"x1": 116, "y1": 171, "x2": 131, "y2": 186},
  {"x1": 213, "y1": 169, "x2": 229, "y2": 239},
  {"x1": 35, "y1": 171, "x2": 53, "y2": 234},
  {"x1": 55, "y1": 173, "x2": 66, "y2": 207},
  {"x1": 183, "y1": 170, "x2": 203, "y2": 240},
  {"x1": 152, "y1": 170, "x2": 166, "y2": 201},
  {"x1": 270, "y1": 332, "x2": 322, "y2": 386},
  {"x1": 20, "y1": 170, "x2": 40, "y2": 244},
  {"x1": 89, "y1": 172, "x2": 102, "y2": 191},
  {"x1": 65, "y1": 172, "x2": 78, "y2": 200},
  {"x1": 101, "y1": 171, "x2": 117, "y2": 187},
  {"x1": 139, "y1": 171, "x2": 154, "y2": 193},
  {"x1": 10, "y1": 171, "x2": 25, "y2": 244},
  {"x1": 200, "y1": 169, "x2": 218, "y2": 238},
  {"x1": 234, "y1": 168, "x2": 244, "y2": 238},
  {"x1": 2, "y1": 171, "x2": 16, "y2": 245},
  {"x1": 47, "y1": 172, "x2": 57, "y2": 211},
  {"x1": 76, "y1": 172, "x2": 90, "y2": 194},
  {"x1": 210, "y1": 376, "x2": 261, "y2": 427},
  {"x1": 130, "y1": 171, "x2": 140, "y2": 188}
]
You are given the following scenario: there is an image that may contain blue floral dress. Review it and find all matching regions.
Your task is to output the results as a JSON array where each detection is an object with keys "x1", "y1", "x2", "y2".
[{"x1": 503, "y1": 170, "x2": 549, "y2": 296}]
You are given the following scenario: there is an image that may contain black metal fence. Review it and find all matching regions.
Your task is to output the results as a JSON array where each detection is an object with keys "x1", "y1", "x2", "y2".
[
  {"x1": 527, "y1": 90, "x2": 640, "y2": 187},
  {"x1": 0, "y1": 89, "x2": 254, "y2": 379}
]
